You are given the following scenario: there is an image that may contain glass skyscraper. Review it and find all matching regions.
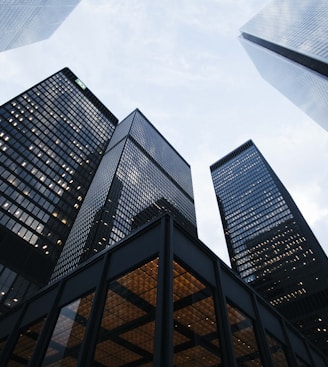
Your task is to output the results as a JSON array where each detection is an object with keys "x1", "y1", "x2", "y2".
[
  {"x1": 1, "y1": 216, "x2": 326, "y2": 366},
  {"x1": 240, "y1": 0, "x2": 328, "y2": 132},
  {"x1": 210, "y1": 140, "x2": 328, "y2": 353},
  {"x1": 0, "y1": 68, "x2": 118, "y2": 312},
  {"x1": 0, "y1": 0, "x2": 81, "y2": 52},
  {"x1": 51, "y1": 109, "x2": 197, "y2": 281}
]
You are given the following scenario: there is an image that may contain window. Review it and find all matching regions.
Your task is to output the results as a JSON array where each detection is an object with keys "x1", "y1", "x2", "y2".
[
  {"x1": 227, "y1": 302, "x2": 263, "y2": 366},
  {"x1": 92, "y1": 258, "x2": 159, "y2": 366},
  {"x1": 7, "y1": 318, "x2": 46, "y2": 366},
  {"x1": 42, "y1": 292, "x2": 94, "y2": 366},
  {"x1": 173, "y1": 261, "x2": 221, "y2": 366},
  {"x1": 266, "y1": 332, "x2": 290, "y2": 366}
]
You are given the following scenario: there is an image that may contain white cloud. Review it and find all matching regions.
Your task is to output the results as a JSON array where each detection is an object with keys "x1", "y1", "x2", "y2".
[{"x1": 1, "y1": 0, "x2": 327, "y2": 264}]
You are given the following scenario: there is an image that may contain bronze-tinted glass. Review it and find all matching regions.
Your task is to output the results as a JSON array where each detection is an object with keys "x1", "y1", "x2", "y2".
[
  {"x1": 7, "y1": 317, "x2": 45, "y2": 366},
  {"x1": 173, "y1": 261, "x2": 221, "y2": 366},
  {"x1": 42, "y1": 292, "x2": 94, "y2": 366},
  {"x1": 227, "y1": 302, "x2": 263, "y2": 366},
  {"x1": 266, "y1": 332, "x2": 290, "y2": 367},
  {"x1": 93, "y1": 258, "x2": 158, "y2": 366}
]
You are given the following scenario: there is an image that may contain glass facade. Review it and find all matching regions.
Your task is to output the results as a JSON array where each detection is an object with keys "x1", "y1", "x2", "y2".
[
  {"x1": 7, "y1": 317, "x2": 46, "y2": 366},
  {"x1": 42, "y1": 292, "x2": 94, "y2": 366},
  {"x1": 51, "y1": 109, "x2": 197, "y2": 281},
  {"x1": 0, "y1": 68, "x2": 118, "y2": 312},
  {"x1": 227, "y1": 302, "x2": 263, "y2": 366},
  {"x1": 172, "y1": 261, "x2": 221, "y2": 365},
  {"x1": 240, "y1": 0, "x2": 328, "y2": 132},
  {"x1": 210, "y1": 140, "x2": 328, "y2": 354},
  {"x1": 240, "y1": 0, "x2": 328, "y2": 62},
  {"x1": 0, "y1": 217, "x2": 326, "y2": 366},
  {"x1": 266, "y1": 332, "x2": 289, "y2": 366},
  {"x1": 93, "y1": 258, "x2": 158, "y2": 365},
  {"x1": 0, "y1": 0, "x2": 81, "y2": 52}
]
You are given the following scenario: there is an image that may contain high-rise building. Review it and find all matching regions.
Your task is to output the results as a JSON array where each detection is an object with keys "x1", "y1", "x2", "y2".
[
  {"x1": 210, "y1": 140, "x2": 328, "y2": 353},
  {"x1": 0, "y1": 0, "x2": 81, "y2": 52},
  {"x1": 239, "y1": 0, "x2": 328, "y2": 132},
  {"x1": 0, "y1": 216, "x2": 327, "y2": 366},
  {"x1": 51, "y1": 109, "x2": 197, "y2": 281},
  {"x1": 0, "y1": 68, "x2": 118, "y2": 312}
]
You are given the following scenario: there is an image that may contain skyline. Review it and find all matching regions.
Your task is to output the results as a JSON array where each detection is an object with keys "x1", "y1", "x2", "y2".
[{"x1": 1, "y1": 0, "x2": 327, "y2": 265}]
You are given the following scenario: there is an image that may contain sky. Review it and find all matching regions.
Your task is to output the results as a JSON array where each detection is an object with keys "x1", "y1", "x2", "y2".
[{"x1": 1, "y1": 0, "x2": 327, "y2": 266}]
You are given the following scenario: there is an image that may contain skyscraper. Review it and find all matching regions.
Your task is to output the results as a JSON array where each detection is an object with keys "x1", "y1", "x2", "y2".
[
  {"x1": 240, "y1": 0, "x2": 328, "y2": 132},
  {"x1": 0, "y1": 68, "x2": 118, "y2": 312},
  {"x1": 0, "y1": 0, "x2": 81, "y2": 52},
  {"x1": 1, "y1": 216, "x2": 327, "y2": 366},
  {"x1": 210, "y1": 140, "x2": 328, "y2": 353},
  {"x1": 51, "y1": 109, "x2": 197, "y2": 281}
]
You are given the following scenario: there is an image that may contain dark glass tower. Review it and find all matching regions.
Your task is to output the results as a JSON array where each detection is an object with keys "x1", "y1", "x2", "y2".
[
  {"x1": 0, "y1": 0, "x2": 81, "y2": 52},
  {"x1": 0, "y1": 217, "x2": 326, "y2": 366},
  {"x1": 240, "y1": 0, "x2": 328, "y2": 132},
  {"x1": 210, "y1": 140, "x2": 328, "y2": 353},
  {"x1": 0, "y1": 68, "x2": 118, "y2": 312},
  {"x1": 52, "y1": 109, "x2": 197, "y2": 281}
]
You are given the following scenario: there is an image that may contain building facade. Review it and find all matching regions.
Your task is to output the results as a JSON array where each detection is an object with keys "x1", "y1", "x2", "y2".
[
  {"x1": 210, "y1": 140, "x2": 328, "y2": 353},
  {"x1": 0, "y1": 68, "x2": 118, "y2": 312},
  {"x1": 0, "y1": 0, "x2": 80, "y2": 52},
  {"x1": 240, "y1": 0, "x2": 328, "y2": 132},
  {"x1": 0, "y1": 216, "x2": 326, "y2": 366},
  {"x1": 51, "y1": 109, "x2": 197, "y2": 281}
]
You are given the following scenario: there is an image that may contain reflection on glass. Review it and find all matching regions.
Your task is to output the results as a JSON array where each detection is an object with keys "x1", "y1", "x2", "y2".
[
  {"x1": 227, "y1": 303, "x2": 263, "y2": 366},
  {"x1": 266, "y1": 332, "x2": 290, "y2": 367},
  {"x1": 42, "y1": 292, "x2": 94, "y2": 366},
  {"x1": 173, "y1": 261, "x2": 221, "y2": 366},
  {"x1": 93, "y1": 258, "x2": 159, "y2": 366},
  {"x1": 7, "y1": 318, "x2": 45, "y2": 366}
]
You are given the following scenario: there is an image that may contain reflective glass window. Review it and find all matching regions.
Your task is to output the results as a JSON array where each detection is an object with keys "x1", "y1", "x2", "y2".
[
  {"x1": 227, "y1": 302, "x2": 263, "y2": 366},
  {"x1": 42, "y1": 292, "x2": 94, "y2": 366},
  {"x1": 173, "y1": 261, "x2": 221, "y2": 366},
  {"x1": 265, "y1": 332, "x2": 290, "y2": 366},
  {"x1": 92, "y1": 258, "x2": 159, "y2": 366},
  {"x1": 7, "y1": 317, "x2": 45, "y2": 366}
]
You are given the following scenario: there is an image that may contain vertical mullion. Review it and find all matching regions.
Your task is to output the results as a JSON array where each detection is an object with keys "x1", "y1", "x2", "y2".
[
  {"x1": 77, "y1": 252, "x2": 111, "y2": 367},
  {"x1": 153, "y1": 215, "x2": 174, "y2": 366},
  {"x1": 280, "y1": 319, "x2": 298, "y2": 366},
  {"x1": 251, "y1": 294, "x2": 275, "y2": 367},
  {"x1": 214, "y1": 262, "x2": 238, "y2": 367},
  {"x1": 0, "y1": 303, "x2": 27, "y2": 366},
  {"x1": 28, "y1": 281, "x2": 65, "y2": 367}
]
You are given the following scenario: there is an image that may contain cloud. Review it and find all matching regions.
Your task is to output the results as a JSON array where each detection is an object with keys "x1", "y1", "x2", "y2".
[{"x1": 1, "y1": 0, "x2": 327, "y2": 264}]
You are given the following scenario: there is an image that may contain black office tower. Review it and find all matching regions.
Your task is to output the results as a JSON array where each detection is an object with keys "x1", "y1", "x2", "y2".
[
  {"x1": 51, "y1": 109, "x2": 197, "y2": 281},
  {"x1": 1, "y1": 216, "x2": 327, "y2": 366},
  {"x1": 0, "y1": 68, "x2": 118, "y2": 312},
  {"x1": 210, "y1": 140, "x2": 328, "y2": 353},
  {"x1": 239, "y1": 0, "x2": 328, "y2": 132}
]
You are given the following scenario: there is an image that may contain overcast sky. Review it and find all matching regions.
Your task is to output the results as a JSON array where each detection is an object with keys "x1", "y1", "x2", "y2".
[{"x1": 1, "y1": 0, "x2": 327, "y2": 265}]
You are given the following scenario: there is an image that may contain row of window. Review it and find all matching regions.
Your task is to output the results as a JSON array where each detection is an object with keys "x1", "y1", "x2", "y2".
[{"x1": 0, "y1": 256, "x2": 318, "y2": 366}]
